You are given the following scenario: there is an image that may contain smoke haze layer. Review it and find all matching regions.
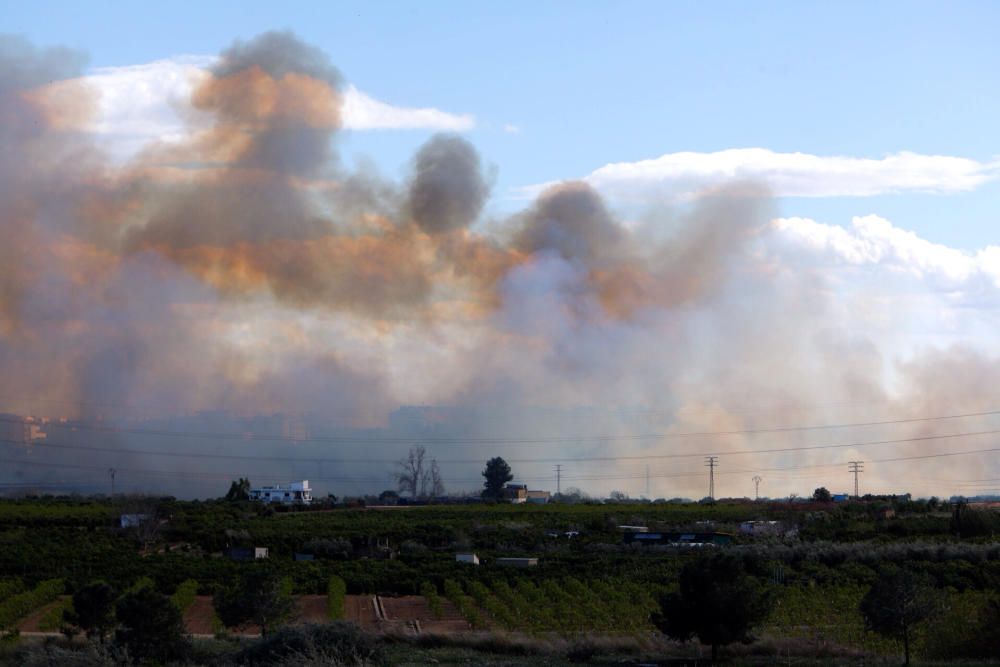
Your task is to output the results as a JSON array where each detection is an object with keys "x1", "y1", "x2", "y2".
[{"x1": 2, "y1": 32, "x2": 999, "y2": 500}]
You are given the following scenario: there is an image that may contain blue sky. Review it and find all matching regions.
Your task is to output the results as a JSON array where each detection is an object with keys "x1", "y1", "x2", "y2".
[{"x1": 5, "y1": 1, "x2": 999, "y2": 248}]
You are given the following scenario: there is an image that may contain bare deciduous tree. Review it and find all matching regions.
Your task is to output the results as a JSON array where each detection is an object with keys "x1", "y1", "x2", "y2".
[
  {"x1": 396, "y1": 446, "x2": 425, "y2": 498},
  {"x1": 429, "y1": 459, "x2": 445, "y2": 497},
  {"x1": 395, "y1": 446, "x2": 444, "y2": 499}
]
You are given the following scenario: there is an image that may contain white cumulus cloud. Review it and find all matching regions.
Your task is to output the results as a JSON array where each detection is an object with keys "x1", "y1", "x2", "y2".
[
  {"x1": 763, "y1": 214, "x2": 1000, "y2": 362},
  {"x1": 59, "y1": 57, "x2": 475, "y2": 158},
  {"x1": 339, "y1": 84, "x2": 473, "y2": 131},
  {"x1": 526, "y1": 148, "x2": 1000, "y2": 201},
  {"x1": 772, "y1": 215, "x2": 1000, "y2": 289}
]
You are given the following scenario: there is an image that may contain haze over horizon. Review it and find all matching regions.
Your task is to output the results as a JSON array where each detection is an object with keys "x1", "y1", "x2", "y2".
[{"x1": 2, "y1": 3, "x2": 1000, "y2": 500}]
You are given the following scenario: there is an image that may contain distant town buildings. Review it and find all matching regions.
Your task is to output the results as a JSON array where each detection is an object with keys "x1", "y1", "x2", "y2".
[
  {"x1": 496, "y1": 557, "x2": 539, "y2": 567},
  {"x1": 249, "y1": 480, "x2": 313, "y2": 505},
  {"x1": 503, "y1": 483, "x2": 551, "y2": 504},
  {"x1": 739, "y1": 520, "x2": 784, "y2": 536},
  {"x1": 622, "y1": 531, "x2": 734, "y2": 547},
  {"x1": 225, "y1": 547, "x2": 269, "y2": 561}
]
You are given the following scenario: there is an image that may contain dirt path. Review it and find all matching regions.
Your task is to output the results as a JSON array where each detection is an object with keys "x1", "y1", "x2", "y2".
[
  {"x1": 295, "y1": 595, "x2": 329, "y2": 624},
  {"x1": 15, "y1": 596, "x2": 69, "y2": 633},
  {"x1": 344, "y1": 594, "x2": 379, "y2": 630},
  {"x1": 182, "y1": 596, "x2": 220, "y2": 636}
]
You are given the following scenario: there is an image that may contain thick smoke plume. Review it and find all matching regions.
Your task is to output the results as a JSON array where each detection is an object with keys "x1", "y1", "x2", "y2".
[
  {"x1": 407, "y1": 134, "x2": 490, "y2": 234},
  {"x1": 2, "y1": 31, "x2": 998, "y2": 500}
]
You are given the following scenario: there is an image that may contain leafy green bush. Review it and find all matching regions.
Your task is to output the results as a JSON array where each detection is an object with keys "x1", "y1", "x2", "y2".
[
  {"x1": 0, "y1": 579, "x2": 63, "y2": 629},
  {"x1": 443, "y1": 579, "x2": 484, "y2": 629},
  {"x1": 419, "y1": 581, "x2": 443, "y2": 619},
  {"x1": 327, "y1": 575, "x2": 346, "y2": 620},
  {"x1": 115, "y1": 585, "x2": 189, "y2": 663},
  {"x1": 169, "y1": 579, "x2": 199, "y2": 613},
  {"x1": 124, "y1": 576, "x2": 155, "y2": 594},
  {"x1": 0, "y1": 579, "x2": 24, "y2": 602}
]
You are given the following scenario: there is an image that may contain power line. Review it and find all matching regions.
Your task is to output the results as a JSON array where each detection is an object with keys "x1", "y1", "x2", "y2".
[
  {"x1": 7, "y1": 427, "x2": 1000, "y2": 467},
  {"x1": 4, "y1": 439, "x2": 1000, "y2": 489},
  {"x1": 3, "y1": 407, "x2": 998, "y2": 446}
]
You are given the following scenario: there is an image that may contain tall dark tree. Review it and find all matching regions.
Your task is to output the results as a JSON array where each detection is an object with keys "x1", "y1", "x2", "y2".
[
  {"x1": 115, "y1": 585, "x2": 189, "y2": 663},
  {"x1": 214, "y1": 569, "x2": 297, "y2": 636},
  {"x1": 481, "y1": 457, "x2": 513, "y2": 500},
  {"x1": 812, "y1": 487, "x2": 832, "y2": 502},
  {"x1": 860, "y1": 567, "x2": 938, "y2": 666},
  {"x1": 654, "y1": 554, "x2": 773, "y2": 663},
  {"x1": 225, "y1": 477, "x2": 251, "y2": 501},
  {"x1": 64, "y1": 581, "x2": 117, "y2": 643},
  {"x1": 378, "y1": 489, "x2": 400, "y2": 504}
]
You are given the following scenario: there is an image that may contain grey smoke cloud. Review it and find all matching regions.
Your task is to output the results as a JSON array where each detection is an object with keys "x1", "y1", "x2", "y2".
[
  {"x1": 0, "y1": 32, "x2": 998, "y2": 500},
  {"x1": 0, "y1": 35, "x2": 89, "y2": 332},
  {"x1": 407, "y1": 134, "x2": 490, "y2": 234},
  {"x1": 515, "y1": 181, "x2": 626, "y2": 266}
]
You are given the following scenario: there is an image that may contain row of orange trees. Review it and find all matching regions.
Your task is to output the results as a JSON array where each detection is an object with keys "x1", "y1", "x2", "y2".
[
  {"x1": 0, "y1": 578, "x2": 63, "y2": 630},
  {"x1": 439, "y1": 577, "x2": 659, "y2": 634}
]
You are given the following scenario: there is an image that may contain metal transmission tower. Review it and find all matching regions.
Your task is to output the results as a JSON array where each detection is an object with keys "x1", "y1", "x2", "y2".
[
  {"x1": 555, "y1": 464, "x2": 562, "y2": 496},
  {"x1": 848, "y1": 461, "x2": 864, "y2": 498},
  {"x1": 705, "y1": 456, "x2": 718, "y2": 499},
  {"x1": 108, "y1": 468, "x2": 116, "y2": 497},
  {"x1": 752, "y1": 475, "x2": 762, "y2": 501}
]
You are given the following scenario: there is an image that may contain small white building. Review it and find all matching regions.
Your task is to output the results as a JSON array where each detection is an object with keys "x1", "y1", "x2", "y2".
[
  {"x1": 456, "y1": 553, "x2": 480, "y2": 565},
  {"x1": 249, "y1": 480, "x2": 313, "y2": 505},
  {"x1": 119, "y1": 513, "x2": 152, "y2": 528},
  {"x1": 254, "y1": 547, "x2": 269, "y2": 559}
]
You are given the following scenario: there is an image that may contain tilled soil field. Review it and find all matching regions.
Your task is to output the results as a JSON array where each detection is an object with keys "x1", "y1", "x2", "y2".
[{"x1": 379, "y1": 595, "x2": 471, "y2": 634}]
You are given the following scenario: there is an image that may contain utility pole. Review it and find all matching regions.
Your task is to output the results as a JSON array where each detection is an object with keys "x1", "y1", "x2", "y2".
[
  {"x1": 107, "y1": 468, "x2": 118, "y2": 530},
  {"x1": 848, "y1": 461, "x2": 864, "y2": 499},
  {"x1": 705, "y1": 456, "x2": 718, "y2": 500},
  {"x1": 555, "y1": 464, "x2": 562, "y2": 497},
  {"x1": 752, "y1": 475, "x2": 762, "y2": 501}
]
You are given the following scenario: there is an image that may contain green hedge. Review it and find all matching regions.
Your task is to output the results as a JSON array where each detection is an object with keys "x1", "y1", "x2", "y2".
[
  {"x1": 420, "y1": 581, "x2": 443, "y2": 619},
  {"x1": 0, "y1": 579, "x2": 25, "y2": 602},
  {"x1": 170, "y1": 579, "x2": 199, "y2": 613},
  {"x1": 327, "y1": 576, "x2": 346, "y2": 620},
  {"x1": 0, "y1": 579, "x2": 63, "y2": 628},
  {"x1": 124, "y1": 576, "x2": 155, "y2": 594},
  {"x1": 444, "y1": 579, "x2": 484, "y2": 629}
]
